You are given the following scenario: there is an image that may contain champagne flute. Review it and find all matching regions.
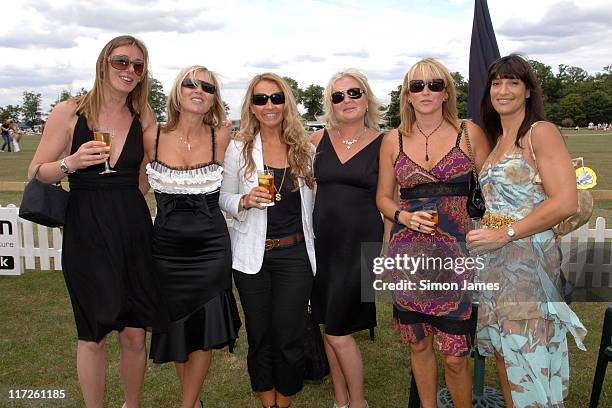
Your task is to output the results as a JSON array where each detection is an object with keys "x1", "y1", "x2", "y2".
[
  {"x1": 93, "y1": 128, "x2": 116, "y2": 174},
  {"x1": 257, "y1": 170, "x2": 275, "y2": 207}
]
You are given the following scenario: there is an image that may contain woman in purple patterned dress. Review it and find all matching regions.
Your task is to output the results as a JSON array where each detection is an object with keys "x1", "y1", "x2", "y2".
[{"x1": 377, "y1": 58, "x2": 490, "y2": 408}]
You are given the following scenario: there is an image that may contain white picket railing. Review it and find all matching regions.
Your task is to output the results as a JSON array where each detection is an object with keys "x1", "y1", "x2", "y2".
[{"x1": 2, "y1": 201, "x2": 612, "y2": 289}]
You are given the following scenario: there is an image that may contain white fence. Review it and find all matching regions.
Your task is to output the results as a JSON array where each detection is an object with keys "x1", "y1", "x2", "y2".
[{"x1": 2, "y1": 202, "x2": 612, "y2": 289}]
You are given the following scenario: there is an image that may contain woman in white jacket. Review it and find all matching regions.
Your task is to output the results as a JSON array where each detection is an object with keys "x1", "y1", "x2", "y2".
[{"x1": 220, "y1": 72, "x2": 316, "y2": 408}]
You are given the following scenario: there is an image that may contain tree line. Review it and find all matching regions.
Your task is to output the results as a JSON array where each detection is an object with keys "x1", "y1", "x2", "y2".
[{"x1": 1, "y1": 59, "x2": 610, "y2": 129}]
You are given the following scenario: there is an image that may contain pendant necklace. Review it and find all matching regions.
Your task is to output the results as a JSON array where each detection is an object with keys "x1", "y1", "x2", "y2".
[
  {"x1": 265, "y1": 164, "x2": 287, "y2": 202},
  {"x1": 416, "y1": 118, "x2": 444, "y2": 161},
  {"x1": 177, "y1": 133, "x2": 192, "y2": 151},
  {"x1": 337, "y1": 127, "x2": 366, "y2": 150}
]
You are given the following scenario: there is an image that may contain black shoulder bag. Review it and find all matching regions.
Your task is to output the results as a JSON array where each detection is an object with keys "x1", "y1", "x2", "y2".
[
  {"x1": 19, "y1": 164, "x2": 69, "y2": 227},
  {"x1": 463, "y1": 121, "x2": 486, "y2": 218}
]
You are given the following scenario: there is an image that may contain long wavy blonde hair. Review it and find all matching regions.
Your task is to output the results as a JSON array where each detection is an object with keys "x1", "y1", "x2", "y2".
[
  {"x1": 320, "y1": 68, "x2": 383, "y2": 130},
  {"x1": 75, "y1": 35, "x2": 150, "y2": 128},
  {"x1": 399, "y1": 58, "x2": 459, "y2": 134},
  {"x1": 237, "y1": 73, "x2": 314, "y2": 189},
  {"x1": 164, "y1": 65, "x2": 226, "y2": 131}
]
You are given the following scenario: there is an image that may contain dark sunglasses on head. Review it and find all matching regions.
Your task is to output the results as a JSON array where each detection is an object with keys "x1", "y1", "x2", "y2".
[
  {"x1": 331, "y1": 87, "x2": 365, "y2": 104},
  {"x1": 108, "y1": 55, "x2": 145, "y2": 76},
  {"x1": 252, "y1": 92, "x2": 285, "y2": 106},
  {"x1": 181, "y1": 78, "x2": 216, "y2": 94},
  {"x1": 408, "y1": 79, "x2": 445, "y2": 93}
]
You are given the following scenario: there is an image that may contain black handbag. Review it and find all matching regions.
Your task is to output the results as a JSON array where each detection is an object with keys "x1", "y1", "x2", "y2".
[
  {"x1": 19, "y1": 164, "x2": 69, "y2": 227},
  {"x1": 303, "y1": 308, "x2": 329, "y2": 381},
  {"x1": 463, "y1": 121, "x2": 486, "y2": 218}
]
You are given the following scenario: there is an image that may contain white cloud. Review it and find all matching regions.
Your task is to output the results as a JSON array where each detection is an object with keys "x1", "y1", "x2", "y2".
[{"x1": 0, "y1": 0, "x2": 611, "y2": 119}]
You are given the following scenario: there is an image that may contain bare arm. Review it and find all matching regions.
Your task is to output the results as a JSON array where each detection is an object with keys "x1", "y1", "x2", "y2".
[
  {"x1": 28, "y1": 100, "x2": 108, "y2": 183},
  {"x1": 510, "y1": 122, "x2": 577, "y2": 238},
  {"x1": 215, "y1": 125, "x2": 231, "y2": 163},
  {"x1": 465, "y1": 120, "x2": 491, "y2": 172},
  {"x1": 310, "y1": 128, "x2": 325, "y2": 147},
  {"x1": 376, "y1": 130, "x2": 435, "y2": 234},
  {"x1": 467, "y1": 122, "x2": 577, "y2": 247}
]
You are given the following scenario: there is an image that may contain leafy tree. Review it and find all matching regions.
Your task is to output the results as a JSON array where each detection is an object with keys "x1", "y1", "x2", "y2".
[
  {"x1": 75, "y1": 87, "x2": 88, "y2": 97},
  {"x1": 451, "y1": 72, "x2": 468, "y2": 118},
  {"x1": 301, "y1": 84, "x2": 324, "y2": 120},
  {"x1": 223, "y1": 101, "x2": 230, "y2": 116},
  {"x1": 529, "y1": 60, "x2": 561, "y2": 103},
  {"x1": 0, "y1": 105, "x2": 21, "y2": 123},
  {"x1": 558, "y1": 64, "x2": 590, "y2": 85},
  {"x1": 282, "y1": 76, "x2": 302, "y2": 103},
  {"x1": 148, "y1": 77, "x2": 166, "y2": 121},
  {"x1": 21, "y1": 91, "x2": 43, "y2": 127},
  {"x1": 559, "y1": 93, "x2": 586, "y2": 126},
  {"x1": 385, "y1": 85, "x2": 402, "y2": 128},
  {"x1": 582, "y1": 90, "x2": 612, "y2": 124},
  {"x1": 544, "y1": 102, "x2": 563, "y2": 124},
  {"x1": 50, "y1": 89, "x2": 73, "y2": 111}
]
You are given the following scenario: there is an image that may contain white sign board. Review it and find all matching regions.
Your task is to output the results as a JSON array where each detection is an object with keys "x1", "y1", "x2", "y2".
[{"x1": 0, "y1": 207, "x2": 22, "y2": 275}]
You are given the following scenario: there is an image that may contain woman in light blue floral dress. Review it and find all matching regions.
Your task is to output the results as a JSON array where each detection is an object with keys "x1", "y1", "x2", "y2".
[{"x1": 467, "y1": 55, "x2": 587, "y2": 408}]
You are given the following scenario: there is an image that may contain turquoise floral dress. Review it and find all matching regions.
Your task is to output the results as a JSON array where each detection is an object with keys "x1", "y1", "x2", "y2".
[{"x1": 477, "y1": 144, "x2": 587, "y2": 408}]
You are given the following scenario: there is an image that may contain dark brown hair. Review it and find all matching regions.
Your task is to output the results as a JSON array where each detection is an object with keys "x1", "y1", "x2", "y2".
[{"x1": 480, "y1": 54, "x2": 546, "y2": 147}]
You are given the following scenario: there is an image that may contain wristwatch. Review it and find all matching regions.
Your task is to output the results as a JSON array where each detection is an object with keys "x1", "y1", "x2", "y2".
[
  {"x1": 506, "y1": 224, "x2": 516, "y2": 239},
  {"x1": 60, "y1": 158, "x2": 74, "y2": 175}
]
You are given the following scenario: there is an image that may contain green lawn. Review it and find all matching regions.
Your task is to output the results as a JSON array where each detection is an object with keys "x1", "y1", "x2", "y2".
[
  {"x1": 1, "y1": 131, "x2": 611, "y2": 407},
  {"x1": 0, "y1": 271, "x2": 610, "y2": 407}
]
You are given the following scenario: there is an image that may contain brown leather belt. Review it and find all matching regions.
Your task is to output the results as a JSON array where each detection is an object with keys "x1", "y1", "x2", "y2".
[{"x1": 265, "y1": 232, "x2": 305, "y2": 251}]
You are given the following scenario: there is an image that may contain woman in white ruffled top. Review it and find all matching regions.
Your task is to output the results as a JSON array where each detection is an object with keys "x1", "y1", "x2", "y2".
[{"x1": 143, "y1": 65, "x2": 241, "y2": 408}]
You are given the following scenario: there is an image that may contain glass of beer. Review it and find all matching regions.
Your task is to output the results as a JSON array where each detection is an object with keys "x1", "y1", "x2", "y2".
[
  {"x1": 422, "y1": 203, "x2": 438, "y2": 235},
  {"x1": 93, "y1": 128, "x2": 115, "y2": 174},
  {"x1": 257, "y1": 169, "x2": 275, "y2": 207}
]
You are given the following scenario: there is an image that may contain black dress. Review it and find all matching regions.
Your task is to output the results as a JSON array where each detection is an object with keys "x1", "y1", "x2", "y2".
[
  {"x1": 310, "y1": 130, "x2": 383, "y2": 336},
  {"x1": 62, "y1": 114, "x2": 161, "y2": 342},
  {"x1": 148, "y1": 126, "x2": 241, "y2": 363}
]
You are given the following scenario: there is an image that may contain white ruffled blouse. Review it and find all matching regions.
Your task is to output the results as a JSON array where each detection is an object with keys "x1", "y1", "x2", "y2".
[{"x1": 146, "y1": 160, "x2": 224, "y2": 195}]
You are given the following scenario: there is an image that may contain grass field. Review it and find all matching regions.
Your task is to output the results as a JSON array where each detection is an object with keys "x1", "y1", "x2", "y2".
[{"x1": 1, "y1": 131, "x2": 611, "y2": 407}]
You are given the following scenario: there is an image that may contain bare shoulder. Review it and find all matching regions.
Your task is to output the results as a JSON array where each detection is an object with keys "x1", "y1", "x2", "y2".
[
  {"x1": 310, "y1": 128, "x2": 325, "y2": 147},
  {"x1": 215, "y1": 124, "x2": 231, "y2": 150},
  {"x1": 382, "y1": 128, "x2": 399, "y2": 146},
  {"x1": 530, "y1": 121, "x2": 564, "y2": 149},
  {"x1": 464, "y1": 120, "x2": 488, "y2": 144},
  {"x1": 50, "y1": 100, "x2": 78, "y2": 122},
  {"x1": 139, "y1": 107, "x2": 157, "y2": 132}
]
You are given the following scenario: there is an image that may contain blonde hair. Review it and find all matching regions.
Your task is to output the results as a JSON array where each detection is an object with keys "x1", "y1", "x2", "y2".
[
  {"x1": 164, "y1": 65, "x2": 226, "y2": 132},
  {"x1": 399, "y1": 58, "x2": 459, "y2": 134},
  {"x1": 75, "y1": 35, "x2": 150, "y2": 128},
  {"x1": 321, "y1": 68, "x2": 383, "y2": 131},
  {"x1": 237, "y1": 72, "x2": 315, "y2": 189}
]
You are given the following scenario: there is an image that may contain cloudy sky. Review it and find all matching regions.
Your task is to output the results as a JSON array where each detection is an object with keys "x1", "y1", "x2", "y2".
[{"x1": 1, "y1": 0, "x2": 611, "y2": 119}]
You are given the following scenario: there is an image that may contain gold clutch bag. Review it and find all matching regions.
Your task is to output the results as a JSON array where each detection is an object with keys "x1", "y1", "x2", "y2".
[{"x1": 528, "y1": 122, "x2": 594, "y2": 237}]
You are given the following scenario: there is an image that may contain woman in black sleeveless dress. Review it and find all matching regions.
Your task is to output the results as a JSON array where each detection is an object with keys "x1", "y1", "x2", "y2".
[
  {"x1": 310, "y1": 69, "x2": 385, "y2": 408},
  {"x1": 28, "y1": 36, "x2": 161, "y2": 408},
  {"x1": 144, "y1": 66, "x2": 241, "y2": 408}
]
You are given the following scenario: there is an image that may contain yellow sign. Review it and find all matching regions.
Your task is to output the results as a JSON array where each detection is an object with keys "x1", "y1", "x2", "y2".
[{"x1": 576, "y1": 166, "x2": 597, "y2": 189}]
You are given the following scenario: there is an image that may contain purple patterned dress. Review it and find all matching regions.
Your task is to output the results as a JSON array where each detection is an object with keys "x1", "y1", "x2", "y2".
[{"x1": 388, "y1": 124, "x2": 474, "y2": 355}]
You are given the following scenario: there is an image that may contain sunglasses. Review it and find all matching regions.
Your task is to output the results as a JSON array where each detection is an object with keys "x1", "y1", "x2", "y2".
[
  {"x1": 408, "y1": 79, "x2": 445, "y2": 93},
  {"x1": 252, "y1": 92, "x2": 285, "y2": 106},
  {"x1": 181, "y1": 78, "x2": 216, "y2": 94},
  {"x1": 108, "y1": 55, "x2": 145, "y2": 76},
  {"x1": 331, "y1": 88, "x2": 365, "y2": 104}
]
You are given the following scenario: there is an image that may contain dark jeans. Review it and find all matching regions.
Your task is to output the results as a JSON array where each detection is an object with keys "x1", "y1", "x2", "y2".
[
  {"x1": 1, "y1": 133, "x2": 11, "y2": 152},
  {"x1": 233, "y1": 241, "x2": 313, "y2": 396}
]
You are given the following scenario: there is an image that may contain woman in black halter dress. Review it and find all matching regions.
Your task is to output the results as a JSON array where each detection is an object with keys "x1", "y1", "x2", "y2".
[
  {"x1": 310, "y1": 69, "x2": 385, "y2": 408},
  {"x1": 28, "y1": 36, "x2": 161, "y2": 408}
]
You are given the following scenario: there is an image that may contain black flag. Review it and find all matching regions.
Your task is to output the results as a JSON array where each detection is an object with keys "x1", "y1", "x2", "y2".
[{"x1": 467, "y1": 0, "x2": 500, "y2": 127}]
